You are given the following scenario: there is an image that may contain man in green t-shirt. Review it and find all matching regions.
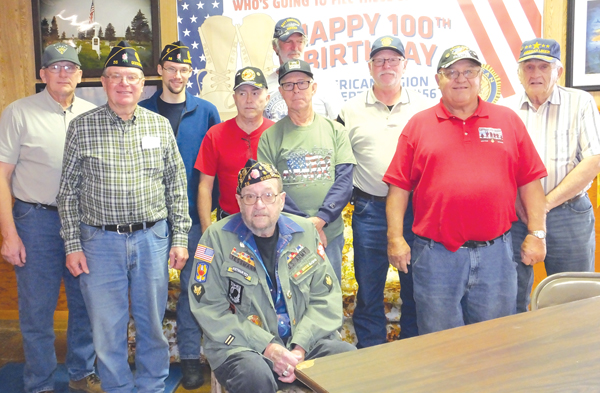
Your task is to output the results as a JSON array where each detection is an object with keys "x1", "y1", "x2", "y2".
[{"x1": 258, "y1": 60, "x2": 356, "y2": 281}]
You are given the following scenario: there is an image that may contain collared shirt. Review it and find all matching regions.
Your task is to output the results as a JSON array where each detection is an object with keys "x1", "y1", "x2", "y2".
[
  {"x1": 339, "y1": 87, "x2": 433, "y2": 196},
  {"x1": 502, "y1": 85, "x2": 600, "y2": 194},
  {"x1": 57, "y1": 104, "x2": 191, "y2": 254},
  {"x1": 0, "y1": 88, "x2": 96, "y2": 205}
]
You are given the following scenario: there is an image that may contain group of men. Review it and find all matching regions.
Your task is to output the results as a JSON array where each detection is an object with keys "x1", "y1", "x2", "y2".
[{"x1": 0, "y1": 11, "x2": 598, "y2": 393}]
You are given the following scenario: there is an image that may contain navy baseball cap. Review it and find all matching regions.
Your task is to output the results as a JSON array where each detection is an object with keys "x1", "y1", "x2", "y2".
[
  {"x1": 518, "y1": 38, "x2": 561, "y2": 63},
  {"x1": 370, "y1": 36, "x2": 405, "y2": 58},
  {"x1": 274, "y1": 17, "x2": 306, "y2": 41}
]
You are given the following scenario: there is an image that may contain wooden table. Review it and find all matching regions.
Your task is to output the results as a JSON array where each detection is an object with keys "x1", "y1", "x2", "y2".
[{"x1": 296, "y1": 296, "x2": 600, "y2": 392}]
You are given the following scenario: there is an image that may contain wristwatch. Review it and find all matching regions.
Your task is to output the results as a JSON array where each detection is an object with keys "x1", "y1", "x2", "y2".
[{"x1": 528, "y1": 230, "x2": 546, "y2": 239}]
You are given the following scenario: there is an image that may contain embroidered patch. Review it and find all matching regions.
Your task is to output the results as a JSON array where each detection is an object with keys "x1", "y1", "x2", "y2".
[
  {"x1": 317, "y1": 242, "x2": 326, "y2": 260},
  {"x1": 195, "y1": 262, "x2": 209, "y2": 283},
  {"x1": 228, "y1": 279, "x2": 244, "y2": 305},
  {"x1": 247, "y1": 314, "x2": 262, "y2": 327},
  {"x1": 227, "y1": 266, "x2": 252, "y2": 281},
  {"x1": 229, "y1": 247, "x2": 256, "y2": 271},
  {"x1": 323, "y1": 274, "x2": 333, "y2": 292},
  {"x1": 224, "y1": 334, "x2": 235, "y2": 346},
  {"x1": 287, "y1": 245, "x2": 311, "y2": 270},
  {"x1": 478, "y1": 127, "x2": 504, "y2": 143},
  {"x1": 195, "y1": 245, "x2": 214, "y2": 263},
  {"x1": 293, "y1": 255, "x2": 319, "y2": 279},
  {"x1": 191, "y1": 283, "x2": 205, "y2": 303}
]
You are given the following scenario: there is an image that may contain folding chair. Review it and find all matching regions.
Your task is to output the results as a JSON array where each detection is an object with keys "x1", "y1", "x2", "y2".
[{"x1": 531, "y1": 272, "x2": 600, "y2": 311}]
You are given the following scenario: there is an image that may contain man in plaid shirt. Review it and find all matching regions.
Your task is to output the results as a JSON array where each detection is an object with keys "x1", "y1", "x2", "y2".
[{"x1": 57, "y1": 41, "x2": 191, "y2": 392}]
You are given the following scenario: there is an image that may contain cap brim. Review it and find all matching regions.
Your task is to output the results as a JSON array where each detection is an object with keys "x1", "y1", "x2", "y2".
[
  {"x1": 278, "y1": 70, "x2": 313, "y2": 84},
  {"x1": 370, "y1": 46, "x2": 404, "y2": 59},
  {"x1": 234, "y1": 81, "x2": 267, "y2": 91},
  {"x1": 438, "y1": 57, "x2": 482, "y2": 70},
  {"x1": 518, "y1": 54, "x2": 558, "y2": 63},
  {"x1": 278, "y1": 29, "x2": 306, "y2": 41}
]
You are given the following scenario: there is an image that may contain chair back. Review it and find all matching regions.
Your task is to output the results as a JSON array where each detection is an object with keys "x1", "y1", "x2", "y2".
[{"x1": 531, "y1": 272, "x2": 600, "y2": 311}]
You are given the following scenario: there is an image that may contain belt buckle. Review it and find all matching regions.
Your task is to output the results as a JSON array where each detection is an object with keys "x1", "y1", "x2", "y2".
[{"x1": 116, "y1": 224, "x2": 133, "y2": 234}]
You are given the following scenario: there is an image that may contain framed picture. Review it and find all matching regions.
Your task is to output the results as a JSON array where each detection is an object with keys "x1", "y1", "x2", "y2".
[
  {"x1": 35, "y1": 79, "x2": 161, "y2": 107},
  {"x1": 566, "y1": 0, "x2": 600, "y2": 90},
  {"x1": 32, "y1": 0, "x2": 161, "y2": 78}
]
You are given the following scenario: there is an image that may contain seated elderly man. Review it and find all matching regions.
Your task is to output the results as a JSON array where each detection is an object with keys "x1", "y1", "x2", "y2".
[{"x1": 189, "y1": 161, "x2": 355, "y2": 393}]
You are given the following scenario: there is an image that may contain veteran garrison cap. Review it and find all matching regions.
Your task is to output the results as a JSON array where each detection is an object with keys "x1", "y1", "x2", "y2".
[
  {"x1": 437, "y1": 45, "x2": 482, "y2": 71},
  {"x1": 518, "y1": 38, "x2": 560, "y2": 63},
  {"x1": 160, "y1": 41, "x2": 192, "y2": 65},
  {"x1": 278, "y1": 60, "x2": 313, "y2": 83},
  {"x1": 274, "y1": 17, "x2": 306, "y2": 41},
  {"x1": 42, "y1": 43, "x2": 81, "y2": 68},
  {"x1": 237, "y1": 160, "x2": 281, "y2": 194},
  {"x1": 234, "y1": 66, "x2": 268, "y2": 90},
  {"x1": 370, "y1": 36, "x2": 405, "y2": 58},
  {"x1": 104, "y1": 40, "x2": 143, "y2": 70}
]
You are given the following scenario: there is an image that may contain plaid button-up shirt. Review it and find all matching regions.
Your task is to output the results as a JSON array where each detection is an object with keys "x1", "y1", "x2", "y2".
[{"x1": 57, "y1": 104, "x2": 191, "y2": 254}]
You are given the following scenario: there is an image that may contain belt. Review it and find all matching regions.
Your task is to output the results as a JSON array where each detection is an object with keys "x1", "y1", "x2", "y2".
[
  {"x1": 353, "y1": 187, "x2": 386, "y2": 203},
  {"x1": 563, "y1": 193, "x2": 585, "y2": 205},
  {"x1": 416, "y1": 231, "x2": 509, "y2": 249},
  {"x1": 16, "y1": 198, "x2": 58, "y2": 211},
  {"x1": 94, "y1": 221, "x2": 158, "y2": 234}
]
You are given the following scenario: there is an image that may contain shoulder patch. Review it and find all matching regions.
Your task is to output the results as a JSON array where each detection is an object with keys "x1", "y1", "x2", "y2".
[
  {"x1": 228, "y1": 279, "x2": 244, "y2": 305},
  {"x1": 195, "y1": 261, "x2": 210, "y2": 283},
  {"x1": 323, "y1": 274, "x2": 333, "y2": 292},
  {"x1": 317, "y1": 242, "x2": 326, "y2": 260},
  {"x1": 191, "y1": 283, "x2": 205, "y2": 303},
  {"x1": 195, "y1": 245, "x2": 214, "y2": 263}
]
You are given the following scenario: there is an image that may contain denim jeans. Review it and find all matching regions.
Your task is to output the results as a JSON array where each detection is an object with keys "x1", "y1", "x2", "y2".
[
  {"x1": 412, "y1": 232, "x2": 516, "y2": 335},
  {"x1": 512, "y1": 194, "x2": 595, "y2": 313},
  {"x1": 176, "y1": 223, "x2": 203, "y2": 359},
  {"x1": 352, "y1": 196, "x2": 417, "y2": 348},
  {"x1": 12, "y1": 200, "x2": 96, "y2": 393},
  {"x1": 79, "y1": 220, "x2": 171, "y2": 393},
  {"x1": 324, "y1": 233, "x2": 344, "y2": 283}
]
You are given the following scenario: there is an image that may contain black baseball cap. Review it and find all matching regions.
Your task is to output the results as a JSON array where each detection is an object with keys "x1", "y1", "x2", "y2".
[
  {"x1": 278, "y1": 60, "x2": 313, "y2": 83},
  {"x1": 437, "y1": 45, "x2": 482, "y2": 70},
  {"x1": 234, "y1": 66, "x2": 268, "y2": 90}
]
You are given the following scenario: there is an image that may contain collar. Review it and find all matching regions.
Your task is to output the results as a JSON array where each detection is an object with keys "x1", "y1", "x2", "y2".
[
  {"x1": 104, "y1": 103, "x2": 139, "y2": 124},
  {"x1": 365, "y1": 86, "x2": 409, "y2": 107},
  {"x1": 435, "y1": 97, "x2": 489, "y2": 120},
  {"x1": 42, "y1": 88, "x2": 75, "y2": 114},
  {"x1": 222, "y1": 213, "x2": 305, "y2": 242},
  {"x1": 520, "y1": 86, "x2": 560, "y2": 109}
]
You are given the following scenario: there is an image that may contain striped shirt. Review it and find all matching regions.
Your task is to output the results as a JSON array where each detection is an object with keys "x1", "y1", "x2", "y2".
[
  {"x1": 57, "y1": 104, "x2": 191, "y2": 254},
  {"x1": 503, "y1": 85, "x2": 600, "y2": 194}
]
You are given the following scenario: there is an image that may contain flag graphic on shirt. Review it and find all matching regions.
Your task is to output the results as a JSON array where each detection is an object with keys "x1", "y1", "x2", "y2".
[{"x1": 195, "y1": 245, "x2": 215, "y2": 263}]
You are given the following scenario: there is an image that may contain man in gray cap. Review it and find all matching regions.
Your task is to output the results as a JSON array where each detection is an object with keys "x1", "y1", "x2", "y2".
[
  {"x1": 57, "y1": 41, "x2": 191, "y2": 392},
  {"x1": 0, "y1": 43, "x2": 102, "y2": 393},
  {"x1": 503, "y1": 38, "x2": 600, "y2": 312},
  {"x1": 338, "y1": 35, "x2": 432, "y2": 347},
  {"x1": 384, "y1": 45, "x2": 547, "y2": 334},
  {"x1": 264, "y1": 17, "x2": 340, "y2": 121}
]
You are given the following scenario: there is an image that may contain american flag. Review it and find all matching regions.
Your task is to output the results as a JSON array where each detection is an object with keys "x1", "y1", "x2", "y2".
[
  {"x1": 194, "y1": 245, "x2": 215, "y2": 263},
  {"x1": 88, "y1": 0, "x2": 95, "y2": 25},
  {"x1": 177, "y1": 0, "x2": 224, "y2": 97}
]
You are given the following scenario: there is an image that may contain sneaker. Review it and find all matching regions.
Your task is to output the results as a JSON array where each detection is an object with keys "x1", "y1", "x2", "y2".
[
  {"x1": 69, "y1": 373, "x2": 104, "y2": 393},
  {"x1": 180, "y1": 358, "x2": 204, "y2": 390}
]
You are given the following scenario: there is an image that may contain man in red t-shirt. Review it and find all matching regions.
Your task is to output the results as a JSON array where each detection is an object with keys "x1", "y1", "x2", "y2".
[
  {"x1": 195, "y1": 66, "x2": 275, "y2": 232},
  {"x1": 383, "y1": 45, "x2": 548, "y2": 335}
]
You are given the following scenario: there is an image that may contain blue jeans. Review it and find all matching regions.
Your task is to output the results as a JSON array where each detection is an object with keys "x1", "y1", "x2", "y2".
[
  {"x1": 176, "y1": 223, "x2": 203, "y2": 359},
  {"x1": 512, "y1": 194, "x2": 595, "y2": 312},
  {"x1": 79, "y1": 220, "x2": 171, "y2": 393},
  {"x1": 412, "y1": 232, "x2": 516, "y2": 335},
  {"x1": 352, "y1": 196, "x2": 417, "y2": 348},
  {"x1": 324, "y1": 233, "x2": 344, "y2": 283},
  {"x1": 12, "y1": 200, "x2": 96, "y2": 393}
]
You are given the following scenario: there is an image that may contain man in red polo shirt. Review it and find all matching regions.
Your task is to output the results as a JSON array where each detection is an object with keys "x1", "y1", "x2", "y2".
[
  {"x1": 383, "y1": 45, "x2": 548, "y2": 334},
  {"x1": 196, "y1": 66, "x2": 274, "y2": 231}
]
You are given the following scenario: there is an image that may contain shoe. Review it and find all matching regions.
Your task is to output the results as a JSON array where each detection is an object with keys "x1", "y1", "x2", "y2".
[
  {"x1": 180, "y1": 358, "x2": 204, "y2": 390},
  {"x1": 69, "y1": 373, "x2": 105, "y2": 393}
]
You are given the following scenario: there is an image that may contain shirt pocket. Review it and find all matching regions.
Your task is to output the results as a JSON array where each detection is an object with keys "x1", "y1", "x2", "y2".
[
  {"x1": 221, "y1": 262, "x2": 260, "y2": 316},
  {"x1": 141, "y1": 147, "x2": 165, "y2": 178}
]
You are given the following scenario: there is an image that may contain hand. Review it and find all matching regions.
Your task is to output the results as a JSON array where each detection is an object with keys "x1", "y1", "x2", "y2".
[
  {"x1": 520, "y1": 235, "x2": 546, "y2": 266},
  {"x1": 308, "y1": 216, "x2": 326, "y2": 231},
  {"x1": 317, "y1": 227, "x2": 328, "y2": 248},
  {"x1": 169, "y1": 246, "x2": 189, "y2": 270},
  {"x1": 264, "y1": 342, "x2": 301, "y2": 383},
  {"x1": 1, "y1": 233, "x2": 27, "y2": 267},
  {"x1": 66, "y1": 251, "x2": 89, "y2": 276},
  {"x1": 388, "y1": 236, "x2": 411, "y2": 273}
]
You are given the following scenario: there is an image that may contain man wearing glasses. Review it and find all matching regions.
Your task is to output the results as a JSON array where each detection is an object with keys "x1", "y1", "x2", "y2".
[
  {"x1": 57, "y1": 41, "x2": 191, "y2": 392},
  {"x1": 0, "y1": 43, "x2": 102, "y2": 393},
  {"x1": 384, "y1": 45, "x2": 547, "y2": 334},
  {"x1": 139, "y1": 41, "x2": 220, "y2": 390},
  {"x1": 189, "y1": 161, "x2": 354, "y2": 393},
  {"x1": 258, "y1": 60, "x2": 356, "y2": 282},
  {"x1": 337, "y1": 36, "x2": 433, "y2": 348}
]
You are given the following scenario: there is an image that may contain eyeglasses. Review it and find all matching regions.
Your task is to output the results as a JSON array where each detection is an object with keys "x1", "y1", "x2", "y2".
[
  {"x1": 45, "y1": 64, "x2": 80, "y2": 74},
  {"x1": 105, "y1": 73, "x2": 144, "y2": 84},
  {"x1": 240, "y1": 192, "x2": 279, "y2": 205},
  {"x1": 163, "y1": 67, "x2": 193, "y2": 76},
  {"x1": 280, "y1": 80, "x2": 312, "y2": 91},
  {"x1": 438, "y1": 68, "x2": 481, "y2": 80},
  {"x1": 369, "y1": 57, "x2": 405, "y2": 67}
]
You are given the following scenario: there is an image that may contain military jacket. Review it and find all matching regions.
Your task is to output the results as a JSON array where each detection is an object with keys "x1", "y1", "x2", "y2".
[{"x1": 189, "y1": 212, "x2": 343, "y2": 369}]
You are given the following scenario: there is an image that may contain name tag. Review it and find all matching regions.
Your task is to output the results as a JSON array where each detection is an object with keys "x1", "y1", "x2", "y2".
[{"x1": 142, "y1": 136, "x2": 160, "y2": 149}]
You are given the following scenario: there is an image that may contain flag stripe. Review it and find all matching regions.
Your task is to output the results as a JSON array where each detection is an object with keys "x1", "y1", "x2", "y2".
[
  {"x1": 458, "y1": 0, "x2": 516, "y2": 97},
  {"x1": 519, "y1": 0, "x2": 543, "y2": 37},
  {"x1": 488, "y1": 0, "x2": 523, "y2": 60}
]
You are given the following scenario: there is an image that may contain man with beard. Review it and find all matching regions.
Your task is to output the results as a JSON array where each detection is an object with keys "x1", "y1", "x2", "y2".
[{"x1": 140, "y1": 41, "x2": 222, "y2": 389}]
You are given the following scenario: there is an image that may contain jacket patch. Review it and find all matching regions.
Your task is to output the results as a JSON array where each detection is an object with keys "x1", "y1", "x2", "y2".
[
  {"x1": 323, "y1": 274, "x2": 333, "y2": 292},
  {"x1": 227, "y1": 266, "x2": 252, "y2": 281},
  {"x1": 287, "y1": 245, "x2": 312, "y2": 270},
  {"x1": 195, "y1": 261, "x2": 209, "y2": 283},
  {"x1": 191, "y1": 283, "x2": 205, "y2": 303},
  {"x1": 194, "y1": 245, "x2": 214, "y2": 263},
  {"x1": 228, "y1": 279, "x2": 244, "y2": 305},
  {"x1": 247, "y1": 314, "x2": 262, "y2": 327},
  {"x1": 292, "y1": 254, "x2": 319, "y2": 279},
  {"x1": 229, "y1": 247, "x2": 257, "y2": 271},
  {"x1": 224, "y1": 334, "x2": 235, "y2": 346},
  {"x1": 317, "y1": 242, "x2": 326, "y2": 260}
]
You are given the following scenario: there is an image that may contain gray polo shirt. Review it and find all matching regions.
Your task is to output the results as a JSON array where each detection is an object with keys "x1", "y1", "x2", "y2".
[{"x1": 0, "y1": 88, "x2": 96, "y2": 205}]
